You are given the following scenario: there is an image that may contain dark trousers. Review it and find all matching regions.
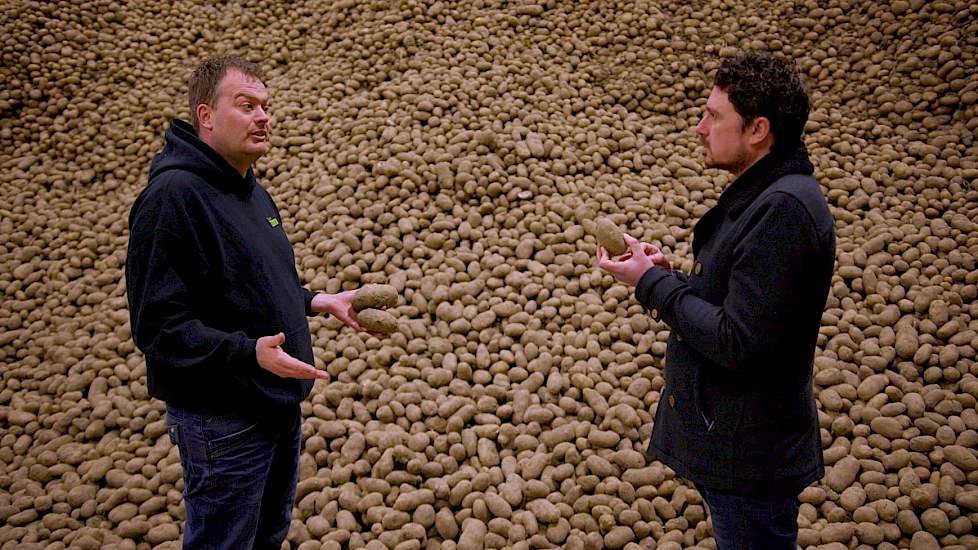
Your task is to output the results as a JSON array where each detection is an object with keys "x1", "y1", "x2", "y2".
[
  {"x1": 165, "y1": 403, "x2": 301, "y2": 550},
  {"x1": 701, "y1": 488, "x2": 800, "y2": 550}
]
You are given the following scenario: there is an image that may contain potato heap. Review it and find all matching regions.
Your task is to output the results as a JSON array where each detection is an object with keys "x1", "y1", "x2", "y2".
[{"x1": 1, "y1": 1, "x2": 977, "y2": 550}]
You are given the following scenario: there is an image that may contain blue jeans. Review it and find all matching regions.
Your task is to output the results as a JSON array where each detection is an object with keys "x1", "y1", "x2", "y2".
[
  {"x1": 165, "y1": 403, "x2": 301, "y2": 550},
  {"x1": 701, "y1": 488, "x2": 800, "y2": 550}
]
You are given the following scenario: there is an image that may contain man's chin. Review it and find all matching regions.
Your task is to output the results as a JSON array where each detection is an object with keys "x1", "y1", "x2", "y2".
[{"x1": 247, "y1": 142, "x2": 270, "y2": 156}]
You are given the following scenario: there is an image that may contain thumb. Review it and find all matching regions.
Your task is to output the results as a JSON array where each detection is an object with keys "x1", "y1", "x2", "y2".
[
  {"x1": 623, "y1": 233, "x2": 642, "y2": 254},
  {"x1": 270, "y1": 332, "x2": 285, "y2": 347}
]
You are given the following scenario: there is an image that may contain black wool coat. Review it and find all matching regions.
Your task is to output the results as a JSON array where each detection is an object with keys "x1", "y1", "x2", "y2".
[{"x1": 635, "y1": 142, "x2": 836, "y2": 495}]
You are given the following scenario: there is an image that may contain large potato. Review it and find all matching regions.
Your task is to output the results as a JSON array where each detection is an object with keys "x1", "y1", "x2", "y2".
[
  {"x1": 356, "y1": 308, "x2": 399, "y2": 334},
  {"x1": 352, "y1": 284, "x2": 398, "y2": 311},
  {"x1": 594, "y1": 218, "x2": 627, "y2": 256}
]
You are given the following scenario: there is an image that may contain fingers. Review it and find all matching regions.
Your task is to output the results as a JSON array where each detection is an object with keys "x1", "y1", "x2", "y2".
[
  {"x1": 332, "y1": 308, "x2": 352, "y2": 325},
  {"x1": 270, "y1": 350, "x2": 327, "y2": 379},
  {"x1": 334, "y1": 307, "x2": 366, "y2": 332},
  {"x1": 597, "y1": 247, "x2": 614, "y2": 272},
  {"x1": 256, "y1": 334, "x2": 327, "y2": 379},
  {"x1": 334, "y1": 289, "x2": 376, "y2": 333},
  {"x1": 598, "y1": 244, "x2": 630, "y2": 273},
  {"x1": 622, "y1": 233, "x2": 665, "y2": 257},
  {"x1": 283, "y1": 357, "x2": 329, "y2": 380},
  {"x1": 348, "y1": 318, "x2": 367, "y2": 332},
  {"x1": 623, "y1": 233, "x2": 643, "y2": 254}
]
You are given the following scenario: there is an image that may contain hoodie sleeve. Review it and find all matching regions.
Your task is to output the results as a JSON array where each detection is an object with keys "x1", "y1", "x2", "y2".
[
  {"x1": 303, "y1": 288, "x2": 319, "y2": 316},
  {"x1": 126, "y1": 177, "x2": 258, "y2": 374},
  {"x1": 635, "y1": 192, "x2": 818, "y2": 372}
]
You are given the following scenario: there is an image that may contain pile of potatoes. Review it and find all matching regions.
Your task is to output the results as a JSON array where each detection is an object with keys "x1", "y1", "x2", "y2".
[{"x1": 1, "y1": 1, "x2": 977, "y2": 549}]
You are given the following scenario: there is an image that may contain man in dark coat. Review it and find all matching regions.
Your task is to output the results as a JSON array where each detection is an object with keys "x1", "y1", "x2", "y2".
[{"x1": 598, "y1": 51, "x2": 836, "y2": 549}]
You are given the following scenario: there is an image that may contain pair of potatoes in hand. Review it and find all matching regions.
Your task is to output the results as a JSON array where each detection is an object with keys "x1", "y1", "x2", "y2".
[{"x1": 353, "y1": 285, "x2": 399, "y2": 334}]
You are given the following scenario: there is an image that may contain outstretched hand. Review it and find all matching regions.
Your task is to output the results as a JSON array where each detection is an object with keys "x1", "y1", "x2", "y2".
[
  {"x1": 317, "y1": 290, "x2": 363, "y2": 329},
  {"x1": 256, "y1": 333, "x2": 327, "y2": 379},
  {"x1": 597, "y1": 233, "x2": 671, "y2": 287},
  {"x1": 311, "y1": 290, "x2": 385, "y2": 337}
]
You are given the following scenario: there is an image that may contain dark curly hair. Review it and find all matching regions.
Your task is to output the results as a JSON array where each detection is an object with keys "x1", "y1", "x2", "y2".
[
  {"x1": 188, "y1": 55, "x2": 264, "y2": 131},
  {"x1": 714, "y1": 51, "x2": 809, "y2": 150}
]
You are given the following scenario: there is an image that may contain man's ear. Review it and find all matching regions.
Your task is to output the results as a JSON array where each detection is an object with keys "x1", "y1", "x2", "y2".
[
  {"x1": 748, "y1": 117, "x2": 771, "y2": 146},
  {"x1": 196, "y1": 103, "x2": 213, "y2": 131}
]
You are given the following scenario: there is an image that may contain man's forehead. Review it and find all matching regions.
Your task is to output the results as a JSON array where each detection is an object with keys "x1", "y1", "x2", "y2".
[
  {"x1": 218, "y1": 70, "x2": 267, "y2": 97},
  {"x1": 706, "y1": 87, "x2": 732, "y2": 110}
]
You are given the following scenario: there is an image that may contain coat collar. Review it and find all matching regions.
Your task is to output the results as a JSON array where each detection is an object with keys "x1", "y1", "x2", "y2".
[
  {"x1": 690, "y1": 141, "x2": 814, "y2": 256},
  {"x1": 716, "y1": 141, "x2": 815, "y2": 219}
]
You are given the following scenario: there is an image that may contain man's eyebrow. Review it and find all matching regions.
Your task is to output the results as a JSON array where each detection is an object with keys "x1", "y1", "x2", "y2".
[{"x1": 234, "y1": 92, "x2": 267, "y2": 103}]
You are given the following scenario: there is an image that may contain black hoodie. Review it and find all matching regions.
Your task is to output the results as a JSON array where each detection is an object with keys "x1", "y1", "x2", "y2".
[{"x1": 127, "y1": 119, "x2": 317, "y2": 414}]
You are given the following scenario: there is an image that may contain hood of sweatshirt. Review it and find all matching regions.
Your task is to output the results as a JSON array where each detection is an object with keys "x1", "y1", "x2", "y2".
[{"x1": 149, "y1": 119, "x2": 257, "y2": 197}]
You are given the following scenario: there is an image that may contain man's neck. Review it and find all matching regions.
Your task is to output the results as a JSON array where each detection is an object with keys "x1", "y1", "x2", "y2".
[
  {"x1": 229, "y1": 162, "x2": 250, "y2": 178},
  {"x1": 731, "y1": 144, "x2": 773, "y2": 178},
  {"x1": 199, "y1": 133, "x2": 251, "y2": 177}
]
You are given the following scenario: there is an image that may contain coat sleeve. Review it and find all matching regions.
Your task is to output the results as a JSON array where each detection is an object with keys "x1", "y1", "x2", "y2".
[
  {"x1": 635, "y1": 192, "x2": 819, "y2": 372},
  {"x1": 126, "y1": 179, "x2": 258, "y2": 374}
]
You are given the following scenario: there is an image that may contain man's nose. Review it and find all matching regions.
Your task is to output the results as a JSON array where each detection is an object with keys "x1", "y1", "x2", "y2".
[{"x1": 255, "y1": 106, "x2": 270, "y2": 123}]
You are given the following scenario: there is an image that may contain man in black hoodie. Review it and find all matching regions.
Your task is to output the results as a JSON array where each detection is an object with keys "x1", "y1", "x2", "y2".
[
  {"x1": 598, "y1": 51, "x2": 835, "y2": 549},
  {"x1": 127, "y1": 56, "x2": 366, "y2": 549}
]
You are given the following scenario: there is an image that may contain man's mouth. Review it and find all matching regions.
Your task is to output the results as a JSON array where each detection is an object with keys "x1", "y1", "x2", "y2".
[{"x1": 251, "y1": 131, "x2": 267, "y2": 141}]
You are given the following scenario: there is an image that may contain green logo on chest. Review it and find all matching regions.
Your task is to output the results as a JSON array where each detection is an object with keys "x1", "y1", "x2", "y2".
[{"x1": 266, "y1": 216, "x2": 280, "y2": 228}]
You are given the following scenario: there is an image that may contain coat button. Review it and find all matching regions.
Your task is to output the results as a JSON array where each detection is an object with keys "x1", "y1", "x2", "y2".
[
  {"x1": 676, "y1": 334, "x2": 684, "y2": 342},
  {"x1": 668, "y1": 394, "x2": 676, "y2": 407},
  {"x1": 694, "y1": 262, "x2": 703, "y2": 275},
  {"x1": 650, "y1": 308, "x2": 658, "y2": 319}
]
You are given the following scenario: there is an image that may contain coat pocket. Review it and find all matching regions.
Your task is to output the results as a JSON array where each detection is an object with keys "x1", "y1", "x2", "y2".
[{"x1": 696, "y1": 373, "x2": 744, "y2": 438}]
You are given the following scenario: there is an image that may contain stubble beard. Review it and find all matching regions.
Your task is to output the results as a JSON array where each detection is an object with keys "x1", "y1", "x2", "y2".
[{"x1": 703, "y1": 142, "x2": 752, "y2": 177}]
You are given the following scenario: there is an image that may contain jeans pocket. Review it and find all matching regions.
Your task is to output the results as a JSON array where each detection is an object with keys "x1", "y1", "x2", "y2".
[
  {"x1": 204, "y1": 415, "x2": 261, "y2": 460},
  {"x1": 771, "y1": 494, "x2": 799, "y2": 522}
]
